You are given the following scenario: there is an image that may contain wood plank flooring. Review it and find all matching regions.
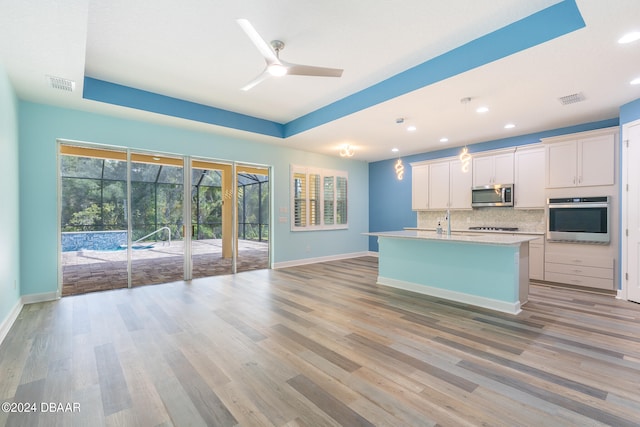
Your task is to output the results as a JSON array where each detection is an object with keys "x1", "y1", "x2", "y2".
[{"x1": 2, "y1": 256, "x2": 640, "y2": 426}]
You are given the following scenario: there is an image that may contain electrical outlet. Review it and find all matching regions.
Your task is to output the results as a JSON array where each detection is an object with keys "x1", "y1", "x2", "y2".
[{"x1": 14, "y1": 279, "x2": 17, "y2": 289}]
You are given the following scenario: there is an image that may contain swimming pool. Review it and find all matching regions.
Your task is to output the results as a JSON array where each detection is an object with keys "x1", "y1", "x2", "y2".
[{"x1": 61, "y1": 230, "x2": 155, "y2": 252}]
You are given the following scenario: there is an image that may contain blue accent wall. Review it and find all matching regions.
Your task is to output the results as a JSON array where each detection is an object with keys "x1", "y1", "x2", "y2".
[
  {"x1": 368, "y1": 118, "x2": 619, "y2": 251},
  {"x1": 620, "y1": 98, "x2": 640, "y2": 124},
  {"x1": 18, "y1": 101, "x2": 369, "y2": 297},
  {"x1": 84, "y1": 77, "x2": 284, "y2": 137},
  {"x1": 0, "y1": 63, "x2": 21, "y2": 328}
]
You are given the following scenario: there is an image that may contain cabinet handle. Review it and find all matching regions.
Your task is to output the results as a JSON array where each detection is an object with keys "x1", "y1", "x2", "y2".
[
  {"x1": 573, "y1": 176, "x2": 576, "y2": 184},
  {"x1": 578, "y1": 176, "x2": 582, "y2": 184},
  {"x1": 572, "y1": 269, "x2": 583, "y2": 274}
]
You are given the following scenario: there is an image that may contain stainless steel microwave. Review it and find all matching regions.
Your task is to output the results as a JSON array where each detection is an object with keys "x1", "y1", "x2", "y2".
[
  {"x1": 547, "y1": 196, "x2": 610, "y2": 243},
  {"x1": 471, "y1": 184, "x2": 514, "y2": 207}
]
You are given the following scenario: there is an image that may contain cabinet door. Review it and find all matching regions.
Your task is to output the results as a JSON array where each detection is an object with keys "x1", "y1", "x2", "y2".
[
  {"x1": 411, "y1": 164, "x2": 429, "y2": 210},
  {"x1": 529, "y1": 240, "x2": 545, "y2": 280},
  {"x1": 546, "y1": 141, "x2": 577, "y2": 188},
  {"x1": 493, "y1": 152, "x2": 514, "y2": 184},
  {"x1": 515, "y1": 147, "x2": 545, "y2": 208},
  {"x1": 579, "y1": 134, "x2": 615, "y2": 186},
  {"x1": 472, "y1": 156, "x2": 494, "y2": 187},
  {"x1": 449, "y1": 160, "x2": 472, "y2": 209},
  {"x1": 428, "y1": 161, "x2": 450, "y2": 209}
]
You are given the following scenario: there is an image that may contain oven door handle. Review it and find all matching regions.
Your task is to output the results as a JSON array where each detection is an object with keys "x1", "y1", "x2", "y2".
[{"x1": 548, "y1": 203, "x2": 609, "y2": 209}]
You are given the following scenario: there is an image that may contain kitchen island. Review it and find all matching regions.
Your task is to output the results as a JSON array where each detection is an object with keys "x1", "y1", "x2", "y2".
[{"x1": 367, "y1": 230, "x2": 537, "y2": 314}]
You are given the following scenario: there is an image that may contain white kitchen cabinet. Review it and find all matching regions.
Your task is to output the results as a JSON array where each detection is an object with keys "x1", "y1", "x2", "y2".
[
  {"x1": 545, "y1": 133, "x2": 615, "y2": 188},
  {"x1": 449, "y1": 159, "x2": 472, "y2": 209},
  {"x1": 514, "y1": 145, "x2": 545, "y2": 208},
  {"x1": 428, "y1": 161, "x2": 451, "y2": 209},
  {"x1": 428, "y1": 159, "x2": 472, "y2": 210},
  {"x1": 411, "y1": 163, "x2": 429, "y2": 210},
  {"x1": 472, "y1": 151, "x2": 514, "y2": 187},
  {"x1": 545, "y1": 253, "x2": 614, "y2": 290},
  {"x1": 528, "y1": 237, "x2": 545, "y2": 281}
]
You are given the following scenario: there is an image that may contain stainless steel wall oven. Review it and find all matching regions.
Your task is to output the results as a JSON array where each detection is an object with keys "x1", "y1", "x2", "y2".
[{"x1": 547, "y1": 196, "x2": 610, "y2": 243}]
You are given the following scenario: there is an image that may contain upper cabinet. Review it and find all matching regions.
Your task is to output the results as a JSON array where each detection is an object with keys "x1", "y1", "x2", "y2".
[
  {"x1": 544, "y1": 129, "x2": 616, "y2": 188},
  {"x1": 429, "y1": 158, "x2": 472, "y2": 210},
  {"x1": 514, "y1": 145, "x2": 545, "y2": 208},
  {"x1": 472, "y1": 150, "x2": 514, "y2": 187},
  {"x1": 411, "y1": 163, "x2": 429, "y2": 210}
]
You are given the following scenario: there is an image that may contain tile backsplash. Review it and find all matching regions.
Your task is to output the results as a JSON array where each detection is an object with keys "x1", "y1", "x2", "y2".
[{"x1": 417, "y1": 208, "x2": 545, "y2": 233}]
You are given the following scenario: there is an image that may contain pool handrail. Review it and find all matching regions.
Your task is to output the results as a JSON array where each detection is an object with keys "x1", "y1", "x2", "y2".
[{"x1": 134, "y1": 226, "x2": 171, "y2": 247}]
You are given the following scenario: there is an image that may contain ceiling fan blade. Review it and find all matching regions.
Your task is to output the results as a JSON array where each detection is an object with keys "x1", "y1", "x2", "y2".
[
  {"x1": 236, "y1": 19, "x2": 279, "y2": 64},
  {"x1": 241, "y1": 70, "x2": 271, "y2": 91},
  {"x1": 284, "y1": 62, "x2": 343, "y2": 78}
]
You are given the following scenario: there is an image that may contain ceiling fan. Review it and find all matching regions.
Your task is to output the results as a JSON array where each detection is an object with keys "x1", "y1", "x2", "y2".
[{"x1": 236, "y1": 18, "x2": 343, "y2": 91}]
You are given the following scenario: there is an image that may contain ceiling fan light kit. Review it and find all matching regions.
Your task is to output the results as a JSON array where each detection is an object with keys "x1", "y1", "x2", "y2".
[{"x1": 237, "y1": 19, "x2": 343, "y2": 91}]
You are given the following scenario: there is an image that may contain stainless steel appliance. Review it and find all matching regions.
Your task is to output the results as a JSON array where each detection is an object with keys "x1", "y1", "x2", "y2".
[
  {"x1": 547, "y1": 196, "x2": 610, "y2": 243},
  {"x1": 471, "y1": 184, "x2": 514, "y2": 207}
]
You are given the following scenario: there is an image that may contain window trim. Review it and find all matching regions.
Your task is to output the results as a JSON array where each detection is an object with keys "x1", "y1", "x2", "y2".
[{"x1": 290, "y1": 165, "x2": 348, "y2": 231}]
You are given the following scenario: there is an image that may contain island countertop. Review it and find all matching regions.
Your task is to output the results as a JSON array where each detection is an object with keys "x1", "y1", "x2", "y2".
[{"x1": 366, "y1": 230, "x2": 538, "y2": 246}]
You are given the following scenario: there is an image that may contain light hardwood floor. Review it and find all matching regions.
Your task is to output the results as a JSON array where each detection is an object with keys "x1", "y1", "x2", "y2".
[{"x1": 1, "y1": 257, "x2": 640, "y2": 426}]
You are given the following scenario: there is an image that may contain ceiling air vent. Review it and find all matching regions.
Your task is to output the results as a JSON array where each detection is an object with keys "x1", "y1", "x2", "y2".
[
  {"x1": 47, "y1": 75, "x2": 75, "y2": 92},
  {"x1": 558, "y1": 92, "x2": 585, "y2": 105}
]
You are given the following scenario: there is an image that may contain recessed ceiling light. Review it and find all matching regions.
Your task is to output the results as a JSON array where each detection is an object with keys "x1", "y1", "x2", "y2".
[
  {"x1": 476, "y1": 106, "x2": 489, "y2": 113},
  {"x1": 618, "y1": 31, "x2": 640, "y2": 44},
  {"x1": 504, "y1": 123, "x2": 516, "y2": 129},
  {"x1": 439, "y1": 137, "x2": 448, "y2": 143},
  {"x1": 407, "y1": 125, "x2": 417, "y2": 132},
  {"x1": 391, "y1": 148, "x2": 399, "y2": 153},
  {"x1": 631, "y1": 77, "x2": 640, "y2": 85}
]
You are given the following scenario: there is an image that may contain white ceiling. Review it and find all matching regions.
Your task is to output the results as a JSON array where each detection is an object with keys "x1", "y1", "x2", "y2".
[{"x1": 1, "y1": 0, "x2": 639, "y2": 162}]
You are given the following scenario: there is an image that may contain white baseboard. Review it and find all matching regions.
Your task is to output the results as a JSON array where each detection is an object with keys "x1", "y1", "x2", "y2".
[
  {"x1": 377, "y1": 276, "x2": 522, "y2": 315},
  {"x1": 21, "y1": 291, "x2": 59, "y2": 305},
  {"x1": 273, "y1": 251, "x2": 371, "y2": 269},
  {"x1": 0, "y1": 299, "x2": 23, "y2": 346}
]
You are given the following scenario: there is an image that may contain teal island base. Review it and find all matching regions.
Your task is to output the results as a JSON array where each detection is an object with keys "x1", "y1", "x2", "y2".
[{"x1": 371, "y1": 231, "x2": 534, "y2": 314}]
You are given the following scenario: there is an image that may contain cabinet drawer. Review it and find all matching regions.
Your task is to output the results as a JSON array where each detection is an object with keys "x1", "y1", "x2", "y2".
[
  {"x1": 545, "y1": 262, "x2": 613, "y2": 279},
  {"x1": 544, "y1": 271, "x2": 614, "y2": 290},
  {"x1": 545, "y1": 253, "x2": 612, "y2": 269}
]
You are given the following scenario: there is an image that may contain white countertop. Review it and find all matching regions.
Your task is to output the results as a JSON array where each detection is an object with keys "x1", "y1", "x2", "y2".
[
  {"x1": 366, "y1": 230, "x2": 538, "y2": 246},
  {"x1": 405, "y1": 227, "x2": 544, "y2": 236}
]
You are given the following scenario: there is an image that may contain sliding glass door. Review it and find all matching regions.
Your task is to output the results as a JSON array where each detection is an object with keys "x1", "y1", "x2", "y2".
[
  {"x1": 236, "y1": 164, "x2": 270, "y2": 273},
  {"x1": 129, "y1": 153, "x2": 184, "y2": 287},
  {"x1": 191, "y1": 160, "x2": 233, "y2": 279},
  {"x1": 60, "y1": 143, "x2": 271, "y2": 296},
  {"x1": 60, "y1": 145, "x2": 129, "y2": 296}
]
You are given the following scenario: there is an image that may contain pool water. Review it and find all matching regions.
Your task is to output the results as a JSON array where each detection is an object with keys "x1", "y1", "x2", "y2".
[{"x1": 62, "y1": 231, "x2": 156, "y2": 252}]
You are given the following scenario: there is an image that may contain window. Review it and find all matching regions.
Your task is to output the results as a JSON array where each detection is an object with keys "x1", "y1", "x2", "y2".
[{"x1": 291, "y1": 166, "x2": 348, "y2": 230}]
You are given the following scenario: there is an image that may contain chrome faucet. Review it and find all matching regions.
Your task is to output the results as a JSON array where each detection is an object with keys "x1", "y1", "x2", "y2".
[{"x1": 446, "y1": 208, "x2": 451, "y2": 235}]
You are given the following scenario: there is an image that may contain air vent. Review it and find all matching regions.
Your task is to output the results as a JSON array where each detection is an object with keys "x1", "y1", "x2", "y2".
[
  {"x1": 47, "y1": 75, "x2": 75, "y2": 92},
  {"x1": 558, "y1": 92, "x2": 585, "y2": 105}
]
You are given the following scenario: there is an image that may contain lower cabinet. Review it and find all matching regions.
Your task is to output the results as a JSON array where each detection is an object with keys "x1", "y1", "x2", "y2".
[
  {"x1": 545, "y1": 253, "x2": 614, "y2": 290},
  {"x1": 528, "y1": 237, "x2": 545, "y2": 281}
]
